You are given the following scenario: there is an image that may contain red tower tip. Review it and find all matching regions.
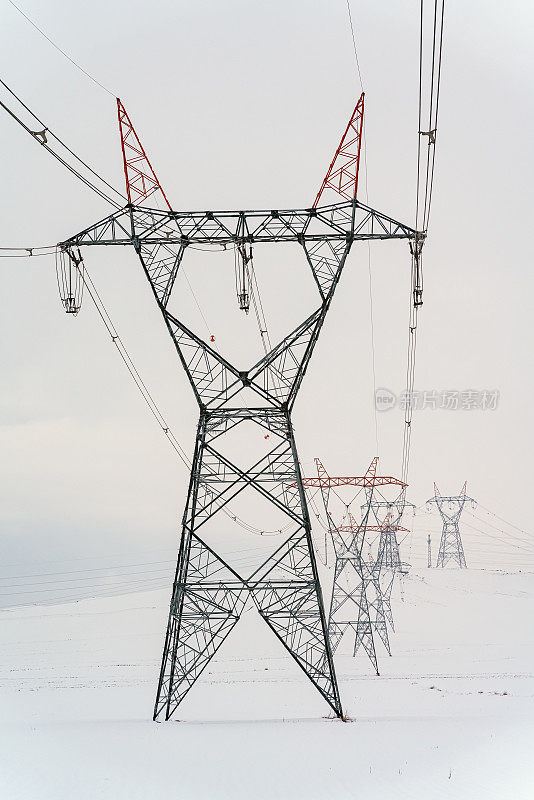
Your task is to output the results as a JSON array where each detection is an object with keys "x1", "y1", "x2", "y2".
[
  {"x1": 313, "y1": 92, "x2": 365, "y2": 208},
  {"x1": 117, "y1": 98, "x2": 172, "y2": 210}
]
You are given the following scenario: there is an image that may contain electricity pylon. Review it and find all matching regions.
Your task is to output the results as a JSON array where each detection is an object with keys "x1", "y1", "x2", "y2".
[
  {"x1": 427, "y1": 534, "x2": 432, "y2": 568},
  {"x1": 363, "y1": 492, "x2": 413, "y2": 633},
  {"x1": 427, "y1": 483, "x2": 476, "y2": 568},
  {"x1": 58, "y1": 94, "x2": 417, "y2": 720},
  {"x1": 368, "y1": 491, "x2": 414, "y2": 574},
  {"x1": 303, "y1": 458, "x2": 405, "y2": 673}
]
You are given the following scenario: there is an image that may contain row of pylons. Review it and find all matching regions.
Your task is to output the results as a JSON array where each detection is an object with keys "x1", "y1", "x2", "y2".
[{"x1": 309, "y1": 459, "x2": 475, "y2": 675}]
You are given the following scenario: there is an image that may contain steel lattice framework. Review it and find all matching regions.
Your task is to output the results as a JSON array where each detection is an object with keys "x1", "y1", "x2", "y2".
[
  {"x1": 362, "y1": 492, "x2": 414, "y2": 635},
  {"x1": 368, "y1": 492, "x2": 414, "y2": 574},
  {"x1": 306, "y1": 458, "x2": 405, "y2": 673},
  {"x1": 427, "y1": 482, "x2": 476, "y2": 568},
  {"x1": 58, "y1": 92, "x2": 417, "y2": 720}
]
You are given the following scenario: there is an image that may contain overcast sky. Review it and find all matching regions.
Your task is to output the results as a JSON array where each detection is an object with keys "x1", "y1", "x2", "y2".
[{"x1": 1, "y1": 0, "x2": 533, "y2": 602}]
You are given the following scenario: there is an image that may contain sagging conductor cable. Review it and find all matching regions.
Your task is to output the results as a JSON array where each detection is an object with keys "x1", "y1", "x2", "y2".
[
  {"x1": 69, "y1": 257, "x2": 291, "y2": 538},
  {"x1": 400, "y1": 0, "x2": 445, "y2": 486},
  {"x1": 0, "y1": 78, "x2": 125, "y2": 208}
]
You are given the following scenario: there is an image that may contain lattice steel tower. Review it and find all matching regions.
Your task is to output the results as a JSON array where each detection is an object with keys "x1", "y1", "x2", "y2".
[
  {"x1": 58, "y1": 94, "x2": 417, "y2": 720},
  {"x1": 303, "y1": 458, "x2": 405, "y2": 674},
  {"x1": 427, "y1": 483, "x2": 476, "y2": 568},
  {"x1": 368, "y1": 492, "x2": 414, "y2": 573}
]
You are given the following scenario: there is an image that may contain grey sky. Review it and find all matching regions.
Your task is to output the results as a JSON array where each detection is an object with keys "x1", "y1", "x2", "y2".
[{"x1": 1, "y1": 0, "x2": 533, "y2": 602}]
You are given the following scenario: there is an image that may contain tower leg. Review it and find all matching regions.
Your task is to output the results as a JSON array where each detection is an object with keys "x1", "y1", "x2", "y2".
[
  {"x1": 250, "y1": 531, "x2": 342, "y2": 715},
  {"x1": 328, "y1": 557, "x2": 380, "y2": 674},
  {"x1": 153, "y1": 533, "x2": 247, "y2": 721},
  {"x1": 327, "y1": 560, "x2": 352, "y2": 655},
  {"x1": 436, "y1": 522, "x2": 467, "y2": 568},
  {"x1": 379, "y1": 532, "x2": 400, "y2": 570},
  {"x1": 353, "y1": 584, "x2": 379, "y2": 674},
  {"x1": 369, "y1": 575, "x2": 391, "y2": 655},
  {"x1": 154, "y1": 409, "x2": 342, "y2": 720},
  {"x1": 380, "y1": 571, "x2": 396, "y2": 632}
]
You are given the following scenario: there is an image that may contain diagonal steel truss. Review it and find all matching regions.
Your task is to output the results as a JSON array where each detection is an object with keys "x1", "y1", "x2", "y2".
[
  {"x1": 58, "y1": 94, "x2": 417, "y2": 720},
  {"x1": 427, "y1": 482, "x2": 476, "y2": 568}
]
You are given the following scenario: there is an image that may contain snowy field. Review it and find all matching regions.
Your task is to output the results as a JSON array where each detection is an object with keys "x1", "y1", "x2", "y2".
[{"x1": 1, "y1": 568, "x2": 533, "y2": 799}]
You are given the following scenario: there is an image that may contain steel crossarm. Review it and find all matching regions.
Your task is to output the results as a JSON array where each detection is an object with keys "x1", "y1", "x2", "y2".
[{"x1": 59, "y1": 200, "x2": 417, "y2": 249}]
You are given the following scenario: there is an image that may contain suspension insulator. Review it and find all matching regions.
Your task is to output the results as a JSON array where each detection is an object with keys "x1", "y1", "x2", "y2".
[
  {"x1": 238, "y1": 291, "x2": 250, "y2": 313},
  {"x1": 56, "y1": 247, "x2": 84, "y2": 314}
]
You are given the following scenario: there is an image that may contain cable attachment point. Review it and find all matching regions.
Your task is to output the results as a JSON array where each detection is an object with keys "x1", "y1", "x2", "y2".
[
  {"x1": 409, "y1": 233, "x2": 426, "y2": 308},
  {"x1": 419, "y1": 129, "x2": 436, "y2": 145},
  {"x1": 56, "y1": 245, "x2": 84, "y2": 314},
  {"x1": 234, "y1": 240, "x2": 253, "y2": 314},
  {"x1": 30, "y1": 128, "x2": 48, "y2": 144}
]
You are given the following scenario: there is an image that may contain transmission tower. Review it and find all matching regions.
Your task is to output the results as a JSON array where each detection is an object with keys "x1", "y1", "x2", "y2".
[
  {"x1": 427, "y1": 533, "x2": 432, "y2": 568},
  {"x1": 427, "y1": 483, "x2": 476, "y2": 568},
  {"x1": 57, "y1": 94, "x2": 417, "y2": 720},
  {"x1": 303, "y1": 458, "x2": 405, "y2": 674},
  {"x1": 363, "y1": 492, "x2": 414, "y2": 632},
  {"x1": 367, "y1": 492, "x2": 414, "y2": 574}
]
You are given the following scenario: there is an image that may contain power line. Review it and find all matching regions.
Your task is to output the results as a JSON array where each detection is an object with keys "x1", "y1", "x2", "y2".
[
  {"x1": 73, "y1": 259, "x2": 292, "y2": 538},
  {"x1": 181, "y1": 268, "x2": 212, "y2": 338},
  {"x1": 401, "y1": 1, "x2": 445, "y2": 487},
  {"x1": 345, "y1": 0, "x2": 364, "y2": 94},
  {"x1": 475, "y1": 503, "x2": 533, "y2": 545},
  {"x1": 469, "y1": 512, "x2": 534, "y2": 547},
  {"x1": 0, "y1": 246, "x2": 56, "y2": 258},
  {"x1": 75, "y1": 262, "x2": 191, "y2": 467},
  {"x1": 400, "y1": 261, "x2": 419, "y2": 485},
  {"x1": 0, "y1": 552, "x2": 270, "y2": 594},
  {"x1": 421, "y1": 0, "x2": 445, "y2": 231},
  {"x1": 0, "y1": 79, "x2": 124, "y2": 207},
  {"x1": 0, "y1": 575, "x2": 168, "y2": 597},
  {"x1": 462, "y1": 513, "x2": 534, "y2": 554},
  {"x1": 0, "y1": 542, "x2": 273, "y2": 584},
  {"x1": 0, "y1": 78, "x2": 125, "y2": 202},
  {"x1": 6, "y1": 0, "x2": 115, "y2": 97},
  {"x1": 345, "y1": 0, "x2": 379, "y2": 457}
]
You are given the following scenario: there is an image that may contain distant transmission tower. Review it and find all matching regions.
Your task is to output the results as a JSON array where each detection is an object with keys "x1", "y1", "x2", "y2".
[
  {"x1": 305, "y1": 458, "x2": 405, "y2": 673},
  {"x1": 57, "y1": 95, "x2": 418, "y2": 720},
  {"x1": 367, "y1": 492, "x2": 414, "y2": 574},
  {"x1": 427, "y1": 534, "x2": 432, "y2": 568},
  {"x1": 426, "y1": 483, "x2": 476, "y2": 568},
  {"x1": 361, "y1": 492, "x2": 414, "y2": 633}
]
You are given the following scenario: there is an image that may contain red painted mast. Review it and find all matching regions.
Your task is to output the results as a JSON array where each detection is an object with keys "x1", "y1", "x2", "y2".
[
  {"x1": 116, "y1": 98, "x2": 172, "y2": 210},
  {"x1": 313, "y1": 92, "x2": 365, "y2": 208}
]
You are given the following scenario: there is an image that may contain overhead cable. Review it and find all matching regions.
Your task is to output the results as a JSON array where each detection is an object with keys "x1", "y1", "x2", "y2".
[
  {"x1": 6, "y1": 0, "x2": 115, "y2": 97},
  {"x1": 73, "y1": 259, "x2": 292, "y2": 538},
  {"x1": 401, "y1": 0, "x2": 445, "y2": 486},
  {"x1": 0, "y1": 78, "x2": 124, "y2": 208},
  {"x1": 345, "y1": 0, "x2": 380, "y2": 458}
]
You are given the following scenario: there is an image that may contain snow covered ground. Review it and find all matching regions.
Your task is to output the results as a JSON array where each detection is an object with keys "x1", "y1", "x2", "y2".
[{"x1": 1, "y1": 567, "x2": 533, "y2": 799}]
